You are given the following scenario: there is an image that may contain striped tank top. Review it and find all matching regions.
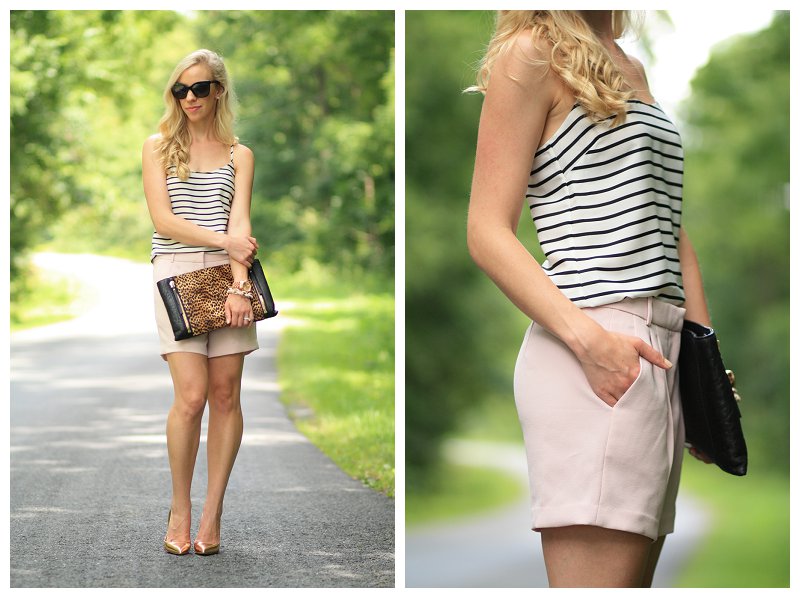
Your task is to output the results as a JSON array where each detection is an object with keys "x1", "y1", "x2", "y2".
[
  {"x1": 150, "y1": 145, "x2": 235, "y2": 259},
  {"x1": 527, "y1": 99, "x2": 685, "y2": 307}
]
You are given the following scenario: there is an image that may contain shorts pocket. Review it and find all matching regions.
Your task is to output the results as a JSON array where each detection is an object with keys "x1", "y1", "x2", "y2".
[
  {"x1": 589, "y1": 308, "x2": 650, "y2": 410},
  {"x1": 613, "y1": 355, "x2": 646, "y2": 407}
]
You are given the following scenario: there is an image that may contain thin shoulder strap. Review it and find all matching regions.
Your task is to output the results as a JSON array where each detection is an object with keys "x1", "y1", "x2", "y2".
[{"x1": 229, "y1": 144, "x2": 235, "y2": 166}]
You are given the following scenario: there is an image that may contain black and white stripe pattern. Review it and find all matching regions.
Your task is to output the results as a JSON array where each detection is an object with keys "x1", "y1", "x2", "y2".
[
  {"x1": 151, "y1": 150, "x2": 235, "y2": 259},
  {"x1": 527, "y1": 100, "x2": 685, "y2": 306}
]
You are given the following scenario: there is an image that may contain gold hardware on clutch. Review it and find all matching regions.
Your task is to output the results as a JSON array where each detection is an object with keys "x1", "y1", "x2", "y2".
[
  {"x1": 170, "y1": 280, "x2": 192, "y2": 333},
  {"x1": 726, "y1": 369, "x2": 741, "y2": 402}
]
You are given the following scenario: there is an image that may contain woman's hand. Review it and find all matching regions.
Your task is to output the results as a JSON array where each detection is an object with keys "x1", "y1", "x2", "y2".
[
  {"x1": 576, "y1": 327, "x2": 673, "y2": 407},
  {"x1": 225, "y1": 235, "x2": 259, "y2": 267},
  {"x1": 688, "y1": 446, "x2": 714, "y2": 464},
  {"x1": 225, "y1": 294, "x2": 254, "y2": 328}
]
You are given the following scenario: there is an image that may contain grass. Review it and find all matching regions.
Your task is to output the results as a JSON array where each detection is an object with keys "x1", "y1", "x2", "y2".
[
  {"x1": 275, "y1": 270, "x2": 395, "y2": 497},
  {"x1": 406, "y1": 461, "x2": 526, "y2": 527},
  {"x1": 10, "y1": 264, "x2": 91, "y2": 332},
  {"x1": 676, "y1": 458, "x2": 789, "y2": 587}
]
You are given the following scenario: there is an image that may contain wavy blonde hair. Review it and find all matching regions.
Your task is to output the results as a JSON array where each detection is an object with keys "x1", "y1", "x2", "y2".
[
  {"x1": 155, "y1": 49, "x2": 238, "y2": 181},
  {"x1": 470, "y1": 11, "x2": 642, "y2": 126}
]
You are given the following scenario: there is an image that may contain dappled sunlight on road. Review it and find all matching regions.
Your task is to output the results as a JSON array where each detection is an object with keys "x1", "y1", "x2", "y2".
[{"x1": 20, "y1": 252, "x2": 155, "y2": 340}]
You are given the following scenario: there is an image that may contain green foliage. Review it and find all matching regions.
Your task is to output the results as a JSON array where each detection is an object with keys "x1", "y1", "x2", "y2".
[
  {"x1": 277, "y1": 280, "x2": 394, "y2": 496},
  {"x1": 10, "y1": 263, "x2": 91, "y2": 331},
  {"x1": 680, "y1": 11, "x2": 789, "y2": 475},
  {"x1": 405, "y1": 12, "x2": 542, "y2": 480},
  {"x1": 10, "y1": 10, "x2": 192, "y2": 296},
  {"x1": 405, "y1": 11, "x2": 501, "y2": 480},
  {"x1": 11, "y1": 10, "x2": 394, "y2": 298},
  {"x1": 677, "y1": 459, "x2": 789, "y2": 587},
  {"x1": 193, "y1": 11, "x2": 395, "y2": 276},
  {"x1": 406, "y1": 462, "x2": 525, "y2": 526}
]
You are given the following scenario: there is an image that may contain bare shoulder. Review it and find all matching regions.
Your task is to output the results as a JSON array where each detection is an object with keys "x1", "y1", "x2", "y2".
[
  {"x1": 233, "y1": 142, "x2": 254, "y2": 165},
  {"x1": 142, "y1": 133, "x2": 163, "y2": 165},
  {"x1": 492, "y1": 28, "x2": 560, "y2": 101},
  {"x1": 626, "y1": 53, "x2": 650, "y2": 82},
  {"x1": 511, "y1": 27, "x2": 553, "y2": 61},
  {"x1": 143, "y1": 133, "x2": 162, "y2": 152}
]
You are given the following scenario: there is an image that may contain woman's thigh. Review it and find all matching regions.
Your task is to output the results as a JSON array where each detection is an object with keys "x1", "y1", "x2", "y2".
[{"x1": 541, "y1": 525, "x2": 652, "y2": 588}]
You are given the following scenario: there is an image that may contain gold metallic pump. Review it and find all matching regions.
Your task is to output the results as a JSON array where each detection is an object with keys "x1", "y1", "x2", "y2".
[
  {"x1": 164, "y1": 509, "x2": 191, "y2": 556},
  {"x1": 193, "y1": 513, "x2": 221, "y2": 556},
  {"x1": 193, "y1": 539, "x2": 220, "y2": 556}
]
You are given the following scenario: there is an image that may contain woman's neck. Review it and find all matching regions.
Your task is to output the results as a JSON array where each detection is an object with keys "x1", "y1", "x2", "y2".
[
  {"x1": 578, "y1": 10, "x2": 616, "y2": 48},
  {"x1": 186, "y1": 118, "x2": 216, "y2": 143}
]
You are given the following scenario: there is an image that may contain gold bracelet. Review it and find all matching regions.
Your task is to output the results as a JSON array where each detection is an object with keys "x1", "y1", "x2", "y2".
[{"x1": 226, "y1": 288, "x2": 254, "y2": 299}]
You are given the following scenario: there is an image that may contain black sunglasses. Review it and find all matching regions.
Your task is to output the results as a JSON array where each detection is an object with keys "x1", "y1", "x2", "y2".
[{"x1": 171, "y1": 80, "x2": 220, "y2": 100}]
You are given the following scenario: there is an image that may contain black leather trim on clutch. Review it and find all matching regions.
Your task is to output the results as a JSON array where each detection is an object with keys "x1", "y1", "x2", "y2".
[
  {"x1": 249, "y1": 259, "x2": 279, "y2": 318},
  {"x1": 679, "y1": 320, "x2": 747, "y2": 476},
  {"x1": 157, "y1": 278, "x2": 193, "y2": 340}
]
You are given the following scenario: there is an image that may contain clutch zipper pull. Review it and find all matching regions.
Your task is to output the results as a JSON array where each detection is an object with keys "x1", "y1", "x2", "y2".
[{"x1": 170, "y1": 279, "x2": 192, "y2": 332}]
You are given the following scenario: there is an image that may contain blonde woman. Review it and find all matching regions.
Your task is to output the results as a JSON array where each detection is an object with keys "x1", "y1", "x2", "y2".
[
  {"x1": 467, "y1": 11, "x2": 712, "y2": 587},
  {"x1": 143, "y1": 49, "x2": 259, "y2": 556}
]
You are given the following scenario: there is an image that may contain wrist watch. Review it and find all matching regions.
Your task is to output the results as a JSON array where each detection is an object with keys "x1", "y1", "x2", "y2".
[{"x1": 232, "y1": 280, "x2": 252, "y2": 292}]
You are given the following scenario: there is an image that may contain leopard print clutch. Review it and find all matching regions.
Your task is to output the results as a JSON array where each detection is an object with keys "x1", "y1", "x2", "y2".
[{"x1": 157, "y1": 259, "x2": 278, "y2": 340}]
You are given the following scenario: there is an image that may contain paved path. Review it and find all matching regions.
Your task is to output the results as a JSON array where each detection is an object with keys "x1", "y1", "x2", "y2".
[
  {"x1": 406, "y1": 439, "x2": 709, "y2": 588},
  {"x1": 10, "y1": 253, "x2": 394, "y2": 588}
]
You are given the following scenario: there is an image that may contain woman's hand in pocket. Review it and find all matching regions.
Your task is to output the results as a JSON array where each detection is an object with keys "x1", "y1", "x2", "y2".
[{"x1": 576, "y1": 327, "x2": 673, "y2": 407}]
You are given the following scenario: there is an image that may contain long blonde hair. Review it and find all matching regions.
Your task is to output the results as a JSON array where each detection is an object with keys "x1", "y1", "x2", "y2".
[
  {"x1": 155, "y1": 49, "x2": 238, "y2": 181},
  {"x1": 471, "y1": 11, "x2": 641, "y2": 126}
]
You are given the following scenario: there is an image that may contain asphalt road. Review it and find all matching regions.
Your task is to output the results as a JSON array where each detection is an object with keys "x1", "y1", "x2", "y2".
[
  {"x1": 10, "y1": 254, "x2": 394, "y2": 588},
  {"x1": 406, "y1": 439, "x2": 709, "y2": 588}
]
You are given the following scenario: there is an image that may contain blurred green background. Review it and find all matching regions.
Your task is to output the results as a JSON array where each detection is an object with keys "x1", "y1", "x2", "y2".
[
  {"x1": 10, "y1": 10, "x2": 395, "y2": 496},
  {"x1": 406, "y1": 10, "x2": 788, "y2": 587}
]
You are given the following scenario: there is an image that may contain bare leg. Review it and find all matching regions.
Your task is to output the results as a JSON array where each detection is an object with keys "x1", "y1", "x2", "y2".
[
  {"x1": 541, "y1": 525, "x2": 652, "y2": 587},
  {"x1": 640, "y1": 535, "x2": 667, "y2": 587},
  {"x1": 196, "y1": 352, "x2": 245, "y2": 545},
  {"x1": 165, "y1": 352, "x2": 209, "y2": 546}
]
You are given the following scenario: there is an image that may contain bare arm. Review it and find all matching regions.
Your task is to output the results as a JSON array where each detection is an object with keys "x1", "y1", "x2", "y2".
[
  {"x1": 227, "y1": 144, "x2": 257, "y2": 276},
  {"x1": 225, "y1": 143, "x2": 258, "y2": 328},
  {"x1": 677, "y1": 226, "x2": 711, "y2": 326},
  {"x1": 466, "y1": 33, "x2": 670, "y2": 406}
]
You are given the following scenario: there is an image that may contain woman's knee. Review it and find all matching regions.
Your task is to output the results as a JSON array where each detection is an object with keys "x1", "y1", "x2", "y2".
[
  {"x1": 207, "y1": 354, "x2": 245, "y2": 414},
  {"x1": 173, "y1": 387, "x2": 207, "y2": 420},
  {"x1": 208, "y1": 383, "x2": 241, "y2": 414}
]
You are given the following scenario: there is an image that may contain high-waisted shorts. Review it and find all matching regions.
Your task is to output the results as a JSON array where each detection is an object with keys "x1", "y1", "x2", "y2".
[
  {"x1": 513, "y1": 297, "x2": 686, "y2": 541},
  {"x1": 152, "y1": 252, "x2": 259, "y2": 361}
]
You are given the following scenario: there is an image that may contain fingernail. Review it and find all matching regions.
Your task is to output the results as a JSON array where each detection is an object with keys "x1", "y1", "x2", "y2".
[{"x1": 664, "y1": 359, "x2": 673, "y2": 368}]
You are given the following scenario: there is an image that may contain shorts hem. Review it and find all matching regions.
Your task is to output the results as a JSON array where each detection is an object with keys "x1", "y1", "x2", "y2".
[
  {"x1": 160, "y1": 345, "x2": 259, "y2": 362},
  {"x1": 532, "y1": 504, "x2": 663, "y2": 541}
]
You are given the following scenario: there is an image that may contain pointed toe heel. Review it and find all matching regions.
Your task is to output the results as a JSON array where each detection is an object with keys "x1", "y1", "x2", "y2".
[
  {"x1": 193, "y1": 540, "x2": 220, "y2": 556},
  {"x1": 164, "y1": 509, "x2": 191, "y2": 556}
]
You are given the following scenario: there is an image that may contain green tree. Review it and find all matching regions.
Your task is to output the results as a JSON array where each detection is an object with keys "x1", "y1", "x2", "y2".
[
  {"x1": 680, "y1": 11, "x2": 789, "y2": 474},
  {"x1": 405, "y1": 12, "x2": 520, "y2": 478},
  {"x1": 11, "y1": 10, "x2": 191, "y2": 294},
  {"x1": 193, "y1": 10, "x2": 395, "y2": 275}
]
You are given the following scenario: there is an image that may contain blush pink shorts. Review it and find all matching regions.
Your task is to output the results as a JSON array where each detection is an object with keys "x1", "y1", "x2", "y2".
[
  {"x1": 513, "y1": 297, "x2": 686, "y2": 541},
  {"x1": 152, "y1": 252, "x2": 259, "y2": 361}
]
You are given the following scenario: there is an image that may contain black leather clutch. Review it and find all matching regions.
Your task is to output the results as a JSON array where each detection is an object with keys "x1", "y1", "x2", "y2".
[
  {"x1": 678, "y1": 320, "x2": 747, "y2": 476},
  {"x1": 157, "y1": 258, "x2": 278, "y2": 341}
]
